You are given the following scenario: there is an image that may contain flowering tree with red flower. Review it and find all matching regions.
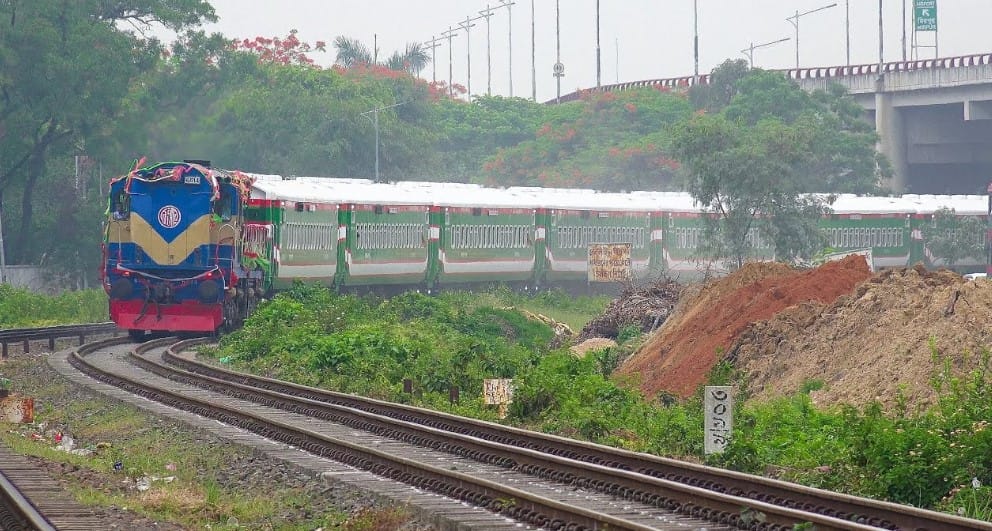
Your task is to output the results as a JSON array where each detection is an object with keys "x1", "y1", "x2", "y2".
[{"x1": 231, "y1": 29, "x2": 326, "y2": 66}]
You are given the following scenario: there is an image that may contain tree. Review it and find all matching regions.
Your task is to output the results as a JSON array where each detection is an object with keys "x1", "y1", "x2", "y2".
[
  {"x1": 921, "y1": 207, "x2": 985, "y2": 267},
  {"x1": 232, "y1": 30, "x2": 326, "y2": 66},
  {"x1": 481, "y1": 88, "x2": 692, "y2": 190},
  {"x1": 671, "y1": 113, "x2": 831, "y2": 269},
  {"x1": 687, "y1": 62, "x2": 887, "y2": 195},
  {"x1": 688, "y1": 58, "x2": 750, "y2": 112},
  {"x1": 333, "y1": 36, "x2": 429, "y2": 75},
  {"x1": 0, "y1": 0, "x2": 214, "y2": 267}
]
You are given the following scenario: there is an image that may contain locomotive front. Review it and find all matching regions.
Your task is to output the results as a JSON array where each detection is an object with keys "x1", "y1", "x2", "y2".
[{"x1": 102, "y1": 160, "x2": 258, "y2": 337}]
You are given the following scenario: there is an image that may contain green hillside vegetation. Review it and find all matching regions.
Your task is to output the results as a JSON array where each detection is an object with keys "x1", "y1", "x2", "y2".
[{"x1": 211, "y1": 287, "x2": 992, "y2": 521}]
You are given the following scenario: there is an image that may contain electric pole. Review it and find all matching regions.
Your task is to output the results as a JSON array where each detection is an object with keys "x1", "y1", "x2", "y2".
[
  {"x1": 457, "y1": 15, "x2": 480, "y2": 99},
  {"x1": 423, "y1": 35, "x2": 443, "y2": 83},
  {"x1": 531, "y1": 0, "x2": 536, "y2": 101},
  {"x1": 500, "y1": 0, "x2": 515, "y2": 97},
  {"x1": 442, "y1": 27, "x2": 459, "y2": 97}
]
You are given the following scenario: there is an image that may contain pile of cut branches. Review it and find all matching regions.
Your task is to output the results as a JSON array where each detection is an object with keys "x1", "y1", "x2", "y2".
[{"x1": 576, "y1": 278, "x2": 681, "y2": 341}]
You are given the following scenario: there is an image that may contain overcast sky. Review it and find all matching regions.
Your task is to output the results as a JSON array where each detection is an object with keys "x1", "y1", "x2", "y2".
[{"x1": 173, "y1": 0, "x2": 990, "y2": 102}]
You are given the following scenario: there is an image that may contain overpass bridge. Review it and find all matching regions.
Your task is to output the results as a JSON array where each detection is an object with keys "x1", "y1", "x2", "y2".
[{"x1": 559, "y1": 53, "x2": 992, "y2": 194}]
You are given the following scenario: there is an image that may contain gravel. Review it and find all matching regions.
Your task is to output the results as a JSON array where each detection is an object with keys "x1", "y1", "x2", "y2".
[{"x1": 1, "y1": 340, "x2": 437, "y2": 530}]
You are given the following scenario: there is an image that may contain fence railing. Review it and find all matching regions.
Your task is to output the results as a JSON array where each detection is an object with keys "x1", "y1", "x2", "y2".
[{"x1": 0, "y1": 323, "x2": 119, "y2": 358}]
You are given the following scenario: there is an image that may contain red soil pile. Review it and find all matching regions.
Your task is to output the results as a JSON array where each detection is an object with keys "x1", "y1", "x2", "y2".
[{"x1": 617, "y1": 255, "x2": 871, "y2": 399}]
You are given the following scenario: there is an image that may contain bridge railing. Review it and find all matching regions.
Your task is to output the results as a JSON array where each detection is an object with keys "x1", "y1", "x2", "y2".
[{"x1": 555, "y1": 51, "x2": 992, "y2": 103}]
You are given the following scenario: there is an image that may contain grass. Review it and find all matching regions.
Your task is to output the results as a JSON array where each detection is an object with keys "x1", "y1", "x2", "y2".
[{"x1": 475, "y1": 286, "x2": 611, "y2": 331}]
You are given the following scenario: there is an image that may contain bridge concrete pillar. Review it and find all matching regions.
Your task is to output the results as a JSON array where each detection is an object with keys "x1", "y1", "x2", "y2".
[{"x1": 875, "y1": 89, "x2": 908, "y2": 193}]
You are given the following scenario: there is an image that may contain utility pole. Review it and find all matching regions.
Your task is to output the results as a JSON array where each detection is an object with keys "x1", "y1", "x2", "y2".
[
  {"x1": 596, "y1": 0, "x2": 601, "y2": 87},
  {"x1": 458, "y1": 15, "x2": 479, "y2": 99},
  {"x1": 741, "y1": 37, "x2": 790, "y2": 68},
  {"x1": 423, "y1": 35, "x2": 443, "y2": 83},
  {"x1": 500, "y1": 0, "x2": 515, "y2": 97},
  {"x1": 530, "y1": 0, "x2": 536, "y2": 101},
  {"x1": 360, "y1": 102, "x2": 407, "y2": 183},
  {"x1": 480, "y1": 3, "x2": 512, "y2": 97},
  {"x1": 786, "y1": 3, "x2": 837, "y2": 69},
  {"x1": 479, "y1": 5, "x2": 496, "y2": 96},
  {"x1": 442, "y1": 27, "x2": 459, "y2": 97}
]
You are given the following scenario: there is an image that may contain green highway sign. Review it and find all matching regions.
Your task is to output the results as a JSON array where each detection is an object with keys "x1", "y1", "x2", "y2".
[{"x1": 914, "y1": 0, "x2": 937, "y2": 31}]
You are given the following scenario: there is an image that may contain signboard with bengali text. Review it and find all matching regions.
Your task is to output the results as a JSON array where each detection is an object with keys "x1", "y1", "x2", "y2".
[
  {"x1": 914, "y1": 0, "x2": 937, "y2": 31},
  {"x1": 704, "y1": 386, "x2": 733, "y2": 455},
  {"x1": 587, "y1": 243, "x2": 632, "y2": 282},
  {"x1": 483, "y1": 378, "x2": 514, "y2": 405}
]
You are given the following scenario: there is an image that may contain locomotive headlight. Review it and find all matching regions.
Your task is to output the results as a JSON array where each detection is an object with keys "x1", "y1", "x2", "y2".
[
  {"x1": 198, "y1": 279, "x2": 221, "y2": 302},
  {"x1": 109, "y1": 278, "x2": 133, "y2": 299}
]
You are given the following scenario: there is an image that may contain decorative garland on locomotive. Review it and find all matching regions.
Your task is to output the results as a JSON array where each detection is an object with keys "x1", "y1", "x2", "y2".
[{"x1": 101, "y1": 159, "x2": 264, "y2": 337}]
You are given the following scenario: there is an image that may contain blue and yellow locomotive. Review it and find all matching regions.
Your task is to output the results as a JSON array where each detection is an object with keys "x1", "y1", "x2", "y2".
[{"x1": 102, "y1": 160, "x2": 262, "y2": 338}]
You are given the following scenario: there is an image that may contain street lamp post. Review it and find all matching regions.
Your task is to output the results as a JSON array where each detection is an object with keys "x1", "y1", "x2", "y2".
[
  {"x1": 786, "y1": 3, "x2": 837, "y2": 69},
  {"x1": 361, "y1": 102, "x2": 407, "y2": 183},
  {"x1": 693, "y1": 0, "x2": 699, "y2": 80},
  {"x1": 741, "y1": 37, "x2": 791, "y2": 68},
  {"x1": 845, "y1": 0, "x2": 850, "y2": 65},
  {"x1": 596, "y1": 0, "x2": 601, "y2": 87}
]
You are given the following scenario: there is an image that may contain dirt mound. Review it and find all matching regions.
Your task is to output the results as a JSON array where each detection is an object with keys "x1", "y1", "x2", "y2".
[
  {"x1": 577, "y1": 278, "x2": 681, "y2": 341},
  {"x1": 570, "y1": 338, "x2": 617, "y2": 357},
  {"x1": 617, "y1": 256, "x2": 872, "y2": 399},
  {"x1": 729, "y1": 265, "x2": 992, "y2": 409}
]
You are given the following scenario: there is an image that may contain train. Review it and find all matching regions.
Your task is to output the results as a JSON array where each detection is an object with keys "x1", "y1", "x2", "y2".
[{"x1": 102, "y1": 159, "x2": 989, "y2": 337}]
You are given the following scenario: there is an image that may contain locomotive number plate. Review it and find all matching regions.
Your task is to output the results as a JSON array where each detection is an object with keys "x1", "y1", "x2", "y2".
[{"x1": 184, "y1": 175, "x2": 201, "y2": 185}]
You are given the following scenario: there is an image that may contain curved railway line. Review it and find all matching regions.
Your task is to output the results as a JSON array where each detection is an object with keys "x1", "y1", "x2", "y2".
[
  {"x1": 47, "y1": 335, "x2": 988, "y2": 530},
  {"x1": 0, "y1": 322, "x2": 988, "y2": 529}
]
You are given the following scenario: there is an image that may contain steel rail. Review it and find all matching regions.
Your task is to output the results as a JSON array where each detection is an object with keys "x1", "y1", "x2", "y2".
[
  {"x1": 0, "y1": 469, "x2": 56, "y2": 531},
  {"x1": 160, "y1": 338, "x2": 992, "y2": 531}
]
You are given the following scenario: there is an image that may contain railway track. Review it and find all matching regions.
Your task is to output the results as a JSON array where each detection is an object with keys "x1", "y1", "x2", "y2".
[
  {"x1": 0, "y1": 437, "x2": 106, "y2": 530},
  {"x1": 156, "y1": 339, "x2": 992, "y2": 531},
  {"x1": 58, "y1": 336, "x2": 991, "y2": 531}
]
